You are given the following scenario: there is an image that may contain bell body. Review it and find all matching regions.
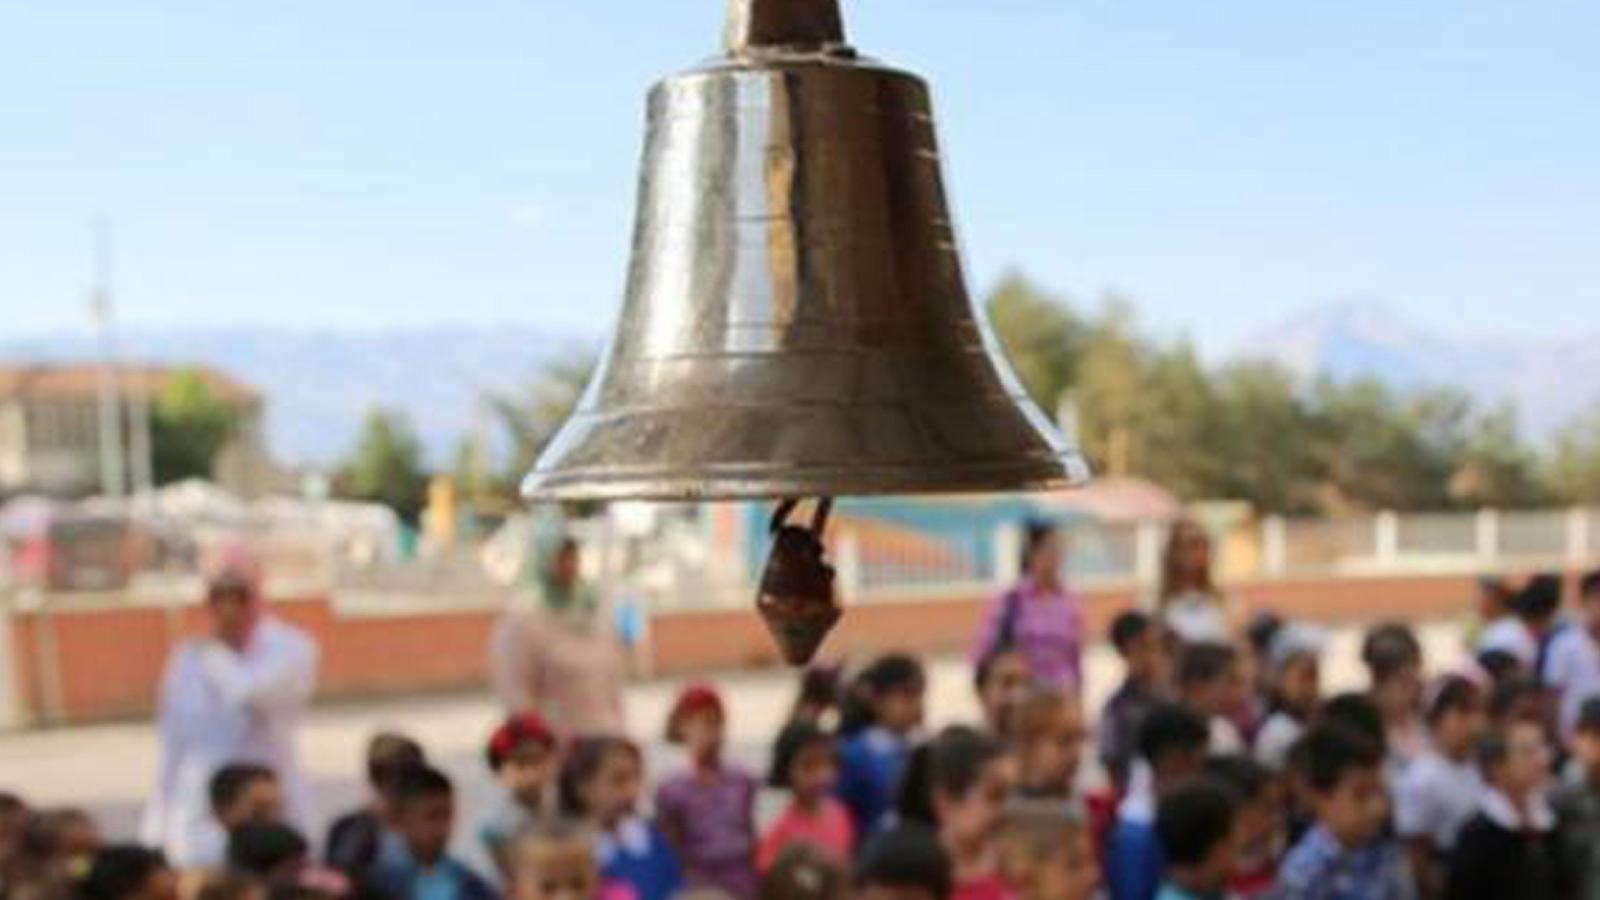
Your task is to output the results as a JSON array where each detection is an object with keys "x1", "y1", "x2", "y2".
[{"x1": 523, "y1": 44, "x2": 1089, "y2": 501}]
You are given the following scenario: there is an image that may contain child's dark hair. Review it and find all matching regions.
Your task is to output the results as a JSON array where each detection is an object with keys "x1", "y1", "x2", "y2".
[
  {"x1": 1512, "y1": 574, "x2": 1563, "y2": 623},
  {"x1": 197, "y1": 872, "x2": 265, "y2": 900},
  {"x1": 1136, "y1": 702, "x2": 1209, "y2": 766},
  {"x1": 839, "y1": 654, "x2": 925, "y2": 736},
  {"x1": 1424, "y1": 675, "x2": 1482, "y2": 726},
  {"x1": 897, "y1": 726, "x2": 1004, "y2": 827},
  {"x1": 760, "y1": 843, "x2": 845, "y2": 900},
  {"x1": 1204, "y1": 755, "x2": 1271, "y2": 803},
  {"x1": 792, "y1": 665, "x2": 842, "y2": 719},
  {"x1": 1581, "y1": 569, "x2": 1600, "y2": 600},
  {"x1": 558, "y1": 736, "x2": 642, "y2": 817},
  {"x1": 81, "y1": 846, "x2": 169, "y2": 900},
  {"x1": 1292, "y1": 724, "x2": 1382, "y2": 793},
  {"x1": 209, "y1": 762, "x2": 276, "y2": 817},
  {"x1": 972, "y1": 646, "x2": 1027, "y2": 694},
  {"x1": 1361, "y1": 622, "x2": 1421, "y2": 682},
  {"x1": 1109, "y1": 610, "x2": 1153, "y2": 654},
  {"x1": 1476, "y1": 650, "x2": 1524, "y2": 683},
  {"x1": 227, "y1": 823, "x2": 308, "y2": 876},
  {"x1": 1577, "y1": 697, "x2": 1600, "y2": 735},
  {"x1": 1245, "y1": 611, "x2": 1285, "y2": 659},
  {"x1": 854, "y1": 824, "x2": 952, "y2": 900},
  {"x1": 1316, "y1": 692, "x2": 1387, "y2": 753},
  {"x1": 1176, "y1": 642, "x2": 1238, "y2": 691},
  {"x1": 769, "y1": 720, "x2": 835, "y2": 789},
  {"x1": 365, "y1": 732, "x2": 426, "y2": 791},
  {"x1": 389, "y1": 765, "x2": 453, "y2": 811},
  {"x1": 18, "y1": 808, "x2": 96, "y2": 864},
  {"x1": 1155, "y1": 778, "x2": 1239, "y2": 867},
  {"x1": 1489, "y1": 675, "x2": 1541, "y2": 721}
]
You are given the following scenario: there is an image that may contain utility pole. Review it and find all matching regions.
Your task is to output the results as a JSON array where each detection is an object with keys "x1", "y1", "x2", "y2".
[{"x1": 90, "y1": 220, "x2": 126, "y2": 498}]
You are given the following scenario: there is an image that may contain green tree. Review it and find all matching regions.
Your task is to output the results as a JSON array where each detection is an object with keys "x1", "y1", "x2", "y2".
[
  {"x1": 480, "y1": 354, "x2": 596, "y2": 498},
  {"x1": 1212, "y1": 362, "x2": 1323, "y2": 514},
  {"x1": 339, "y1": 409, "x2": 429, "y2": 523},
  {"x1": 149, "y1": 369, "x2": 242, "y2": 485},
  {"x1": 1309, "y1": 380, "x2": 1467, "y2": 512},
  {"x1": 1450, "y1": 404, "x2": 1547, "y2": 507},
  {"x1": 1548, "y1": 403, "x2": 1600, "y2": 503},
  {"x1": 985, "y1": 271, "x2": 1088, "y2": 415}
]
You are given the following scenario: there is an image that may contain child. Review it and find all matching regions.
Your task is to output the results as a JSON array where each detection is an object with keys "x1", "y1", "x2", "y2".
[
  {"x1": 325, "y1": 732, "x2": 426, "y2": 877},
  {"x1": 1203, "y1": 756, "x2": 1278, "y2": 899},
  {"x1": 974, "y1": 649, "x2": 1034, "y2": 740},
  {"x1": 852, "y1": 825, "x2": 952, "y2": 900},
  {"x1": 506, "y1": 819, "x2": 634, "y2": 900},
  {"x1": 1274, "y1": 724, "x2": 1409, "y2": 900},
  {"x1": 196, "y1": 764, "x2": 282, "y2": 868},
  {"x1": 1009, "y1": 687, "x2": 1088, "y2": 801},
  {"x1": 1361, "y1": 622, "x2": 1426, "y2": 779},
  {"x1": 1105, "y1": 703, "x2": 1210, "y2": 900},
  {"x1": 1444, "y1": 718, "x2": 1568, "y2": 900},
  {"x1": 560, "y1": 737, "x2": 681, "y2": 900},
  {"x1": 896, "y1": 726, "x2": 1015, "y2": 900},
  {"x1": 1098, "y1": 611, "x2": 1167, "y2": 791},
  {"x1": 1175, "y1": 642, "x2": 1247, "y2": 754},
  {"x1": 838, "y1": 655, "x2": 927, "y2": 837},
  {"x1": 1253, "y1": 625, "x2": 1325, "y2": 769},
  {"x1": 1543, "y1": 569, "x2": 1600, "y2": 740},
  {"x1": 789, "y1": 665, "x2": 844, "y2": 730},
  {"x1": 1153, "y1": 779, "x2": 1241, "y2": 900},
  {"x1": 759, "y1": 721, "x2": 854, "y2": 872},
  {"x1": 11, "y1": 807, "x2": 103, "y2": 891},
  {"x1": 995, "y1": 803, "x2": 1098, "y2": 900},
  {"x1": 371, "y1": 765, "x2": 497, "y2": 900},
  {"x1": 195, "y1": 872, "x2": 268, "y2": 900},
  {"x1": 1553, "y1": 696, "x2": 1600, "y2": 900},
  {"x1": 480, "y1": 713, "x2": 560, "y2": 879},
  {"x1": 759, "y1": 845, "x2": 845, "y2": 900},
  {"x1": 655, "y1": 684, "x2": 758, "y2": 899},
  {"x1": 1394, "y1": 675, "x2": 1486, "y2": 900},
  {"x1": 1, "y1": 793, "x2": 30, "y2": 887},
  {"x1": 80, "y1": 846, "x2": 180, "y2": 900}
]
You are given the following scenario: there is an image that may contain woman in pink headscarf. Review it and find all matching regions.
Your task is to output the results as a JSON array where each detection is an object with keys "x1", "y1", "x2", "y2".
[{"x1": 141, "y1": 542, "x2": 320, "y2": 867}]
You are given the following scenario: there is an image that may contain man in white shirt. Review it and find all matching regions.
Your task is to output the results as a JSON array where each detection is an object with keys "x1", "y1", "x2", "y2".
[
  {"x1": 1545, "y1": 571, "x2": 1600, "y2": 740},
  {"x1": 141, "y1": 543, "x2": 319, "y2": 867}
]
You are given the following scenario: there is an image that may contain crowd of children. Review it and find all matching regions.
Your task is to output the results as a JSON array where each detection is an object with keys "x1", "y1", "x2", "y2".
[{"x1": 6, "y1": 569, "x2": 1600, "y2": 900}]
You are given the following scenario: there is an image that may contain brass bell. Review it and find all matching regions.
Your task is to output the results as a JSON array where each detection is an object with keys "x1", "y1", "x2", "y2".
[{"x1": 521, "y1": 0, "x2": 1089, "y2": 503}]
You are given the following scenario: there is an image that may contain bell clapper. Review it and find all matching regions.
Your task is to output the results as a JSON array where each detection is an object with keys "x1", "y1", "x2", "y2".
[{"x1": 756, "y1": 497, "x2": 841, "y2": 666}]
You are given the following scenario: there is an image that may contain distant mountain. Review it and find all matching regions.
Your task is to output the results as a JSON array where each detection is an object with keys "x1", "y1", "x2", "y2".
[
  {"x1": 1235, "y1": 301, "x2": 1600, "y2": 440},
  {"x1": 0, "y1": 327, "x2": 598, "y2": 467}
]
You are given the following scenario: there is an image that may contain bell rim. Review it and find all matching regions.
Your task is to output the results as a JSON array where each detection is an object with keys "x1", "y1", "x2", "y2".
[{"x1": 521, "y1": 453, "x2": 1092, "y2": 503}]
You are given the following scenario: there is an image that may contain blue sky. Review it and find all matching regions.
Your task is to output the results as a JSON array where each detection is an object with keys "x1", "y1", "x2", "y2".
[{"x1": 2, "y1": 1, "x2": 1596, "y2": 353}]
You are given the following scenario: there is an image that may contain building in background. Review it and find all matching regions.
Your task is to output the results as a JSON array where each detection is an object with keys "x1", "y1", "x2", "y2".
[{"x1": 0, "y1": 364, "x2": 271, "y2": 498}]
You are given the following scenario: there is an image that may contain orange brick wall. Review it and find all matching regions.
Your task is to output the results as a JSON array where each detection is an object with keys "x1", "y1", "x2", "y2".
[{"x1": 3, "y1": 568, "x2": 1575, "y2": 723}]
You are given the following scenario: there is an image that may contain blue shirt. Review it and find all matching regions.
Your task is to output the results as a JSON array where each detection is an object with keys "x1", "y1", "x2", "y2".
[
  {"x1": 597, "y1": 817, "x2": 682, "y2": 900},
  {"x1": 371, "y1": 833, "x2": 499, "y2": 900},
  {"x1": 1105, "y1": 817, "x2": 1164, "y2": 900},
  {"x1": 1275, "y1": 825, "x2": 1414, "y2": 900},
  {"x1": 836, "y1": 727, "x2": 909, "y2": 837},
  {"x1": 1155, "y1": 885, "x2": 1219, "y2": 900}
]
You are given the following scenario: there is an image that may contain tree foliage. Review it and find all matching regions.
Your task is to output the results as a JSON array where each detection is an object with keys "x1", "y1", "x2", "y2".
[
  {"x1": 984, "y1": 274, "x2": 1597, "y2": 514},
  {"x1": 477, "y1": 354, "x2": 596, "y2": 500},
  {"x1": 150, "y1": 369, "x2": 242, "y2": 485},
  {"x1": 339, "y1": 408, "x2": 429, "y2": 523}
]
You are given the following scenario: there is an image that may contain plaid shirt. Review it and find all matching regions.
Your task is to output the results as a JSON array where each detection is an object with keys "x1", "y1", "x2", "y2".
[{"x1": 1273, "y1": 827, "x2": 1415, "y2": 900}]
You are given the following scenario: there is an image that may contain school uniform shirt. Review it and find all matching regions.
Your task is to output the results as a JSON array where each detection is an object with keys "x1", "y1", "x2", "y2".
[
  {"x1": 837, "y1": 727, "x2": 910, "y2": 837},
  {"x1": 1543, "y1": 626, "x2": 1600, "y2": 739},
  {"x1": 1273, "y1": 826, "x2": 1414, "y2": 900},
  {"x1": 1443, "y1": 790, "x2": 1567, "y2": 900},
  {"x1": 371, "y1": 834, "x2": 499, "y2": 900},
  {"x1": 1105, "y1": 762, "x2": 1164, "y2": 900},
  {"x1": 1394, "y1": 747, "x2": 1483, "y2": 856},
  {"x1": 326, "y1": 808, "x2": 385, "y2": 876},
  {"x1": 1253, "y1": 710, "x2": 1305, "y2": 770},
  {"x1": 654, "y1": 765, "x2": 759, "y2": 899},
  {"x1": 756, "y1": 797, "x2": 854, "y2": 872},
  {"x1": 141, "y1": 618, "x2": 319, "y2": 867},
  {"x1": 598, "y1": 816, "x2": 683, "y2": 900},
  {"x1": 1098, "y1": 679, "x2": 1160, "y2": 789},
  {"x1": 477, "y1": 790, "x2": 548, "y2": 877},
  {"x1": 1551, "y1": 772, "x2": 1600, "y2": 900},
  {"x1": 1209, "y1": 715, "x2": 1245, "y2": 755}
]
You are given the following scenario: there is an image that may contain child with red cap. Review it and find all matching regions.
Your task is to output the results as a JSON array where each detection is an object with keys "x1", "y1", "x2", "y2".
[
  {"x1": 655, "y1": 683, "x2": 759, "y2": 899},
  {"x1": 480, "y1": 712, "x2": 561, "y2": 881}
]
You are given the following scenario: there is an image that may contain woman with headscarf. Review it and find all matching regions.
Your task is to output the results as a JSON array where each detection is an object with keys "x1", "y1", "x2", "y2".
[
  {"x1": 141, "y1": 542, "x2": 319, "y2": 868},
  {"x1": 971, "y1": 519, "x2": 1085, "y2": 697},
  {"x1": 1152, "y1": 518, "x2": 1233, "y2": 645},
  {"x1": 489, "y1": 518, "x2": 626, "y2": 735}
]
